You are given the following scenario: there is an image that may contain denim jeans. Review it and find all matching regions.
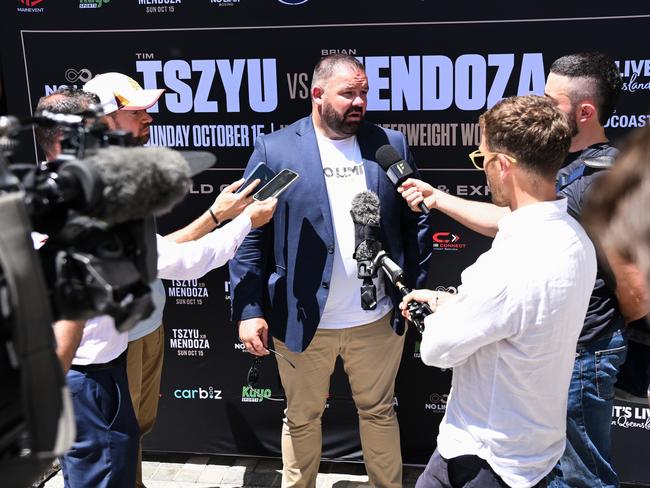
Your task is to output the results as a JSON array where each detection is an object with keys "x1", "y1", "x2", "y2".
[{"x1": 547, "y1": 329, "x2": 627, "y2": 488}]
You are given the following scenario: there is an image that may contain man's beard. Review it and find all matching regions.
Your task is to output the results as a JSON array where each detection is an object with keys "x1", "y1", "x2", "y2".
[
  {"x1": 133, "y1": 129, "x2": 150, "y2": 146},
  {"x1": 322, "y1": 103, "x2": 364, "y2": 137},
  {"x1": 567, "y1": 105, "x2": 579, "y2": 137},
  {"x1": 486, "y1": 170, "x2": 509, "y2": 207}
]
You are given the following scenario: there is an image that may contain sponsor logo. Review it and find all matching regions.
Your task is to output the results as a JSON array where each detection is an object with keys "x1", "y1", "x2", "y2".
[
  {"x1": 278, "y1": 0, "x2": 309, "y2": 4},
  {"x1": 425, "y1": 392, "x2": 448, "y2": 412},
  {"x1": 612, "y1": 405, "x2": 650, "y2": 430},
  {"x1": 432, "y1": 232, "x2": 467, "y2": 251},
  {"x1": 17, "y1": 0, "x2": 45, "y2": 12},
  {"x1": 169, "y1": 328, "x2": 210, "y2": 357},
  {"x1": 65, "y1": 68, "x2": 93, "y2": 84},
  {"x1": 173, "y1": 386, "x2": 222, "y2": 400},
  {"x1": 615, "y1": 59, "x2": 650, "y2": 92},
  {"x1": 414, "y1": 340, "x2": 421, "y2": 358},
  {"x1": 168, "y1": 279, "x2": 208, "y2": 305},
  {"x1": 79, "y1": 0, "x2": 110, "y2": 8},
  {"x1": 242, "y1": 385, "x2": 274, "y2": 402}
]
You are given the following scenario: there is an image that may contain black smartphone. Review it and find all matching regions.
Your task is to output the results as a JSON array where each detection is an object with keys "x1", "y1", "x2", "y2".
[
  {"x1": 236, "y1": 161, "x2": 276, "y2": 194},
  {"x1": 253, "y1": 169, "x2": 300, "y2": 201}
]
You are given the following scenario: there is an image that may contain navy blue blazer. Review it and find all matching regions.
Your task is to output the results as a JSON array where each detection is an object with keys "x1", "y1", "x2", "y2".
[{"x1": 229, "y1": 116, "x2": 432, "y2": 352}]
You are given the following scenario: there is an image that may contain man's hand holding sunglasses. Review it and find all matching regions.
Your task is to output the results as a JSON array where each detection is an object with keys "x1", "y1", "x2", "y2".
[{"x1": 238, "y1": 317, "x2": 270, "y2": 356}]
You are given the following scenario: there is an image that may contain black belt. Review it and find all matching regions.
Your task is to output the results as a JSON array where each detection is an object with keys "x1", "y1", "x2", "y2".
[{"x1": 70, "y1": 350, "x2": 127, "y2": 373}]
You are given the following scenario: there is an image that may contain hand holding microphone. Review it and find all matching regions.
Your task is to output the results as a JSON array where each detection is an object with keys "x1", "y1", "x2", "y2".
[{"x1": 398, "y1": 178, "x2": 437, "y2": 213}]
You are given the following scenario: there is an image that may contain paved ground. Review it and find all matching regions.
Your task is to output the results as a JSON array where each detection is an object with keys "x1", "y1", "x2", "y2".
[{"x1": 42, "y1": 453, "x2": 424, "y2": 487}]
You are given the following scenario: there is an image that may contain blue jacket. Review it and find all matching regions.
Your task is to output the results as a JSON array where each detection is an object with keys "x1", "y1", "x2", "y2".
[{"x1": 229, "y1": 116, "x2": 432, "y2": 352}]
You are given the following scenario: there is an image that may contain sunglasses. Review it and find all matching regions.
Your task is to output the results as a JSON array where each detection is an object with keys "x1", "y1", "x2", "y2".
[
  {"x1": 468, "y1": 149, "x2": 517, "y2": 170},
  {"x1": 246, "y1": 347, "x2": 296, "y2": 403}
]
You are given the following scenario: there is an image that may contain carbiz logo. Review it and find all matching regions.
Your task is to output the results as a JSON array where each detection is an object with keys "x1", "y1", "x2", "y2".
[
  {"x1": 79, "y1": 0, "x2": 109, "y2": 8},
  {"x1": 242, "y1": 385, "x2": 273, "y2": 403},
  {"x1": 173, "y1": 386, "x2": 222, "y2": 400},
  {"x1": 432, "y1": 232, "x2": 467, "y2": 251},
  {"x1": 425, "y1": 393, "x2": 448, "y2": 412},
  {"x1": 17, "y1": 0, "x2": 45, "y2": 12}
]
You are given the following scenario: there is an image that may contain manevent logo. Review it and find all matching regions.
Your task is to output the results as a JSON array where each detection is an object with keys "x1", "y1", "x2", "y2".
[
  {"x1": 612, "y1": 405, "x2": 650, "y2": 430},
  {"x1": 168, "y1": 279, "x2": 208, "y2": 305},
  {"x1": 173, "y1": 386, "x2": 222, "y2": 400},
  {"x1": 65, "y1": 68, "x2": 93, "y2": 84},
  {"x1": 432, "y1": 232, "x2": 467, "y2": 251},
  {"x1": 17, "y1": 0, "x2": 45, "y2": 12},
  {"x1": 242, "y1": 385, "x2": 274, "y2": 402},
  {"x1": 425, "y1": 393, "x2": 448, "y2": 412},
  {"x1": 169, "y1": 328, "x2": 210, "y2": 357},
  {"x1": 79, "y1": 0, "x2": 110, "y2": 8}
]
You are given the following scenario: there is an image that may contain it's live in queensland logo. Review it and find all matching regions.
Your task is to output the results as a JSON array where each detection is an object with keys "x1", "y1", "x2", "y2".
[
  {"x1": 79, "y1": 0, "x2": 109, "y2": 8},
  {"x1": 17, "y1": 0, "x2": 45, "y2": 13},
  {"x1": 432, "y1": 232, "x2": 467, "y2": 251}
]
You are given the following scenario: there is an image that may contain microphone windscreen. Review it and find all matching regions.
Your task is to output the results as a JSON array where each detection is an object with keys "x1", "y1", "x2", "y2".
[
  {"x1": 355, "y1": 239, "x2": 382, "y2": 261},
  {"x1": 350, "y1": 190, "x2": 381, "y2": 225},
  {"x1": 86, "y1": 146, "x2": 191, "y2": 224},
  {"x1": 375, "y1": 144, "x2": 402, "y2": 171},
  {"x1": 178, "y1": 150, "x2": 217, "y2": 177}
]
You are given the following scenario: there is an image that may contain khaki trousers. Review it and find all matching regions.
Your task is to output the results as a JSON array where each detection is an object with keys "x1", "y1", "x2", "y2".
[
  {"x1": 275, "y1": 313, "x2": 405, "y2": 488},
  {"x1": 126, "y1": 325, "x2": 165, "y2": 488}
]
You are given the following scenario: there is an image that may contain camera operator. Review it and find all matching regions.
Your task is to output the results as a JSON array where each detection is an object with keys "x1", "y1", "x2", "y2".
[
  {"x1": 402, "y1": 96, "x2": 597, "y2": 488},
  {"x1": 36, "y1": 85, "x2": 276, "y2": 488}
]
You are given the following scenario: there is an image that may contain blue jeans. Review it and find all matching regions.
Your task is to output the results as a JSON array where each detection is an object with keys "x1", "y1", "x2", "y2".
[{"x1": 548, "y1": 329, "x2": 627, "y2": 488}]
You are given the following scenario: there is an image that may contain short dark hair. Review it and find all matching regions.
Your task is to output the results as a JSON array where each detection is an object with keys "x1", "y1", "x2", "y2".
[
  {"x1": 479, "y1": 95, "x2": 572, "y2": 180},
  {"x1": 550, "y1": 52, "x2": 622, "y2": 125},
  {"x1": 35, "y1": 87, "x2": 99, "y2": 155},
  {"x1": 311, "y1": 54, "x2": 365, "y2": 91}
]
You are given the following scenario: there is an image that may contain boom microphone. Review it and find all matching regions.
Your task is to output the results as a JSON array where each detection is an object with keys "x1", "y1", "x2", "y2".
[
  {"x1": 63, "y1": 146, "x2": 191, "y2": 225},
  {"x1": 375, "y1": 144, "x2": 430, "y2": 215}
]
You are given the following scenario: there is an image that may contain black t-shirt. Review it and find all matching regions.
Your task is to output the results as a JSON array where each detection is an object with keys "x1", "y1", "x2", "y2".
[{"x1": 556, "y1": 142, "x2": 625, "y2": 345}]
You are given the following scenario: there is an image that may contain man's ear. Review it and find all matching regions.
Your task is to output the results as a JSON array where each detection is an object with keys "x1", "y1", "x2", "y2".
[
  {"x1": 312, "y1": 86, "x2": 324, "y2": 106},
  {"x1": 579, "y1": 102, "x2": 597, "y2": 123}
]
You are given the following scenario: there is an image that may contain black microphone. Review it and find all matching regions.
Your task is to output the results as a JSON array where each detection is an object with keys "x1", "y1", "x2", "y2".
[
  {"x1": 62, "y1": 146, "x2": 192, "y2": 225},
  {"x1": 375, "y1": 144, "x2": 430, "y2": 215}
]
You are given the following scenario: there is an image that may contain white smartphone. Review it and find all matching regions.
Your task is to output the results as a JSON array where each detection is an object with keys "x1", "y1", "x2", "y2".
[{"x1": 253, "y1": 168, "x2": 299, "y2": 201}]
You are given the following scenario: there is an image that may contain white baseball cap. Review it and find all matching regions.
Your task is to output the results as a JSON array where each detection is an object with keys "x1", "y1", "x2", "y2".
[{"x1": 83, "y1": 72, "x2": 164, "y2": 115}]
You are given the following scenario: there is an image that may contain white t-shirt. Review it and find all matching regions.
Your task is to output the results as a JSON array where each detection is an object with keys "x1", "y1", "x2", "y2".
[
  {"x1": 421, "y1": 199, "x2": 597, "y2": 488},
  {"x1": 316, "y1": 134, "x2": 392, "y2": 329}
]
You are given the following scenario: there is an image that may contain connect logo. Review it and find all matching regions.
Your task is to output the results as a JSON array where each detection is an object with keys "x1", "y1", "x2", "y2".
[
  {"x1": 432, "y1": 232, "x2": 467, "y2": 251},
  {"x1": 65, "y1": 68, "x2": 92, "y2": 84},
  {"x1": 173, "y1": 386, "x2": 222, "y2": 400}
]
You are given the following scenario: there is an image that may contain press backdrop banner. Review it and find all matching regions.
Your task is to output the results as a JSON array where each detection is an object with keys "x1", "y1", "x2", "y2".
[{"x1": 2, "y1": 1, "x2": 650, "y2": 482}]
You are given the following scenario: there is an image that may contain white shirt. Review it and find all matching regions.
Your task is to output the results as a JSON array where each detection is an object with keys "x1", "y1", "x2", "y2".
[
  {"x1": 421, "y1": 199, "x2": 596, "y2": 488},
  {"x1": 316, "y1": 134, "x2": 392, "y2": 329},
  {"x1": 74, "y1": 214, "x2": 252, "y2": 363}
]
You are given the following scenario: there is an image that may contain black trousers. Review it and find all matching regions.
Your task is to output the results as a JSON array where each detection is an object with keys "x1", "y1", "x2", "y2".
[{"x1": 415, "y1": 449, "x2": 547, "y2": 488}]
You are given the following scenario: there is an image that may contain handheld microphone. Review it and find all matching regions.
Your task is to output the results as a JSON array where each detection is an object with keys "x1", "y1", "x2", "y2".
[
  {"x1": 375, "y1": 144, "x2": 430, "y2": 215},
  {"x1": 58, "y1": 146, "x2": 191, "y2": 225}
]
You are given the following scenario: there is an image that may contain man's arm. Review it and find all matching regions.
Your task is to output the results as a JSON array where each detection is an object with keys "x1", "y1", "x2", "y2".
[
  {"x1": 399, "y1": 178, "x2": 509, "y2": 238},
  {"x1": 165, "y1": 178, "x2": 261, "y2": 244},
  {"x1": 605, "y1": 250, "x2": 649, "y2": 323},
  {"x1": 52, "y1": 320, "x2": 85, "y2": 374},
  {"x1": 156, "y1": 198, "x2": 276, "y2": 280}
]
